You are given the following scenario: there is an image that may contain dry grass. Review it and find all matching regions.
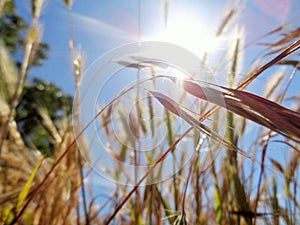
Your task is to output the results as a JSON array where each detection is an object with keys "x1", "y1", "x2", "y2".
[{"x1": 1, "y1": 1, "x2": 300, "y2": 225}]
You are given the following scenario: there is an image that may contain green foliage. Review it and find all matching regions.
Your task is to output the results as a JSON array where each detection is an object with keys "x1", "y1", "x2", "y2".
[
  {"x1": 0, "y1": 1, "x2": 25, "y2": 54},
  {"x1": 0, "y1": 0, "x2": 49, "y2": 67},
  {"x1": 0, "y1": 0, "x2": 70, "y2": 155},
  {"x1": 16, "y1": 78, "x2": 73, "y2": 154}
]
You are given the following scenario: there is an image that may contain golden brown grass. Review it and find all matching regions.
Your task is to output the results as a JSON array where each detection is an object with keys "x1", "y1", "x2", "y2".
[{"x1": 1, "y1": 1, "x2": 300, "y2": 225}]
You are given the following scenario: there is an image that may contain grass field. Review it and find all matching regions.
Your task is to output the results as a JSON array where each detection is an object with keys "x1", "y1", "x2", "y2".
[{"x1": 0, "y1": 1, "x2": 300, "y2": 224}]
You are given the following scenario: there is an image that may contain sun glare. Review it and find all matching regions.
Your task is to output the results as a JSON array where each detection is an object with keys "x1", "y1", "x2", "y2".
[{"x1": 148, "y1": 13, "x2": 220, "y2": 58}]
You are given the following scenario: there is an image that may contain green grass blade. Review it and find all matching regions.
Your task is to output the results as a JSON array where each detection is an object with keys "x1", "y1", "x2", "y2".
[{"x1": 16, "y1": 157, "x2": 44, "y2": 212}]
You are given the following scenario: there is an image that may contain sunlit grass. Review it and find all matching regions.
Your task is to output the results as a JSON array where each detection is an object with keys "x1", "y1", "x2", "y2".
[{"x1": 0, "y1": 1, "x2": 300, "y2": 225}]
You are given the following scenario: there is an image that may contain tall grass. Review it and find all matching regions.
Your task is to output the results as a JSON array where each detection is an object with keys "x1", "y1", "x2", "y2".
[{"x1": 1, "y1": 1, "x2": 300, "y2": 225}]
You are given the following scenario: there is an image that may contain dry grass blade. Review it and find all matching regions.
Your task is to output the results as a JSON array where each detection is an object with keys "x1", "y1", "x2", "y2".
[
  {"x1": 150, "y1": 91, "x2": 251, "y2": 159},
  {"x1": 223, "y1": 87, "x2": 300, "y2": 139},
  {"x1": 170, "y1": 78, "x2": 300, "y2": 141},
  {"x1": 36, "y1": 106, "x2": 62, "y2": 144},
  {"x1": 262, "y1": 27, "x2": 300, "y2": 56}
]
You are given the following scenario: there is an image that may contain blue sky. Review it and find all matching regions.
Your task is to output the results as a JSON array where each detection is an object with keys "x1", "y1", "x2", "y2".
[{"x1": 16, "y1": 0, "x2": 300, "y2": 95}]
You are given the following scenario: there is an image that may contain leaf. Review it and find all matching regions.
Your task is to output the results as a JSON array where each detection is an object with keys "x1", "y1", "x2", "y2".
[{"x1": 16, "y1": 157, "x2": 44, "y2": 211}]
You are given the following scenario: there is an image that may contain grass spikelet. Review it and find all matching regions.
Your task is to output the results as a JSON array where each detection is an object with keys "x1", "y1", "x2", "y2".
[
  {"x1": 169, "y1": 78, "x2": 300, "y2": 140},
  {"x1": 31, "y1": 0, "x2": 44, "y2": 20},
  {"x1": 63, "y1": 0, "x2": 73, "y2": 9},
  {"x1": 0, "y1": 43, "x2": 18, "y2": 99},
  {"x1": 216, "y1": 1, "x2": 243, "y2": 36}
]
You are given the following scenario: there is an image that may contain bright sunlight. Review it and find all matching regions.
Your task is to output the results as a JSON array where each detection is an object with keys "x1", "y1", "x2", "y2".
[{"x1": 149, "y1": 12, "x2": 221, "y2": 58}]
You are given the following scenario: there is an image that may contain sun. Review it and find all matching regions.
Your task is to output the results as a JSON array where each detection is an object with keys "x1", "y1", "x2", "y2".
[
  {"x1": 142, "y1": 12, "x2": 221, "y2": 81},
  {"x1": 148, "y1": 13, "x2": 220, "y2": 58}
]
